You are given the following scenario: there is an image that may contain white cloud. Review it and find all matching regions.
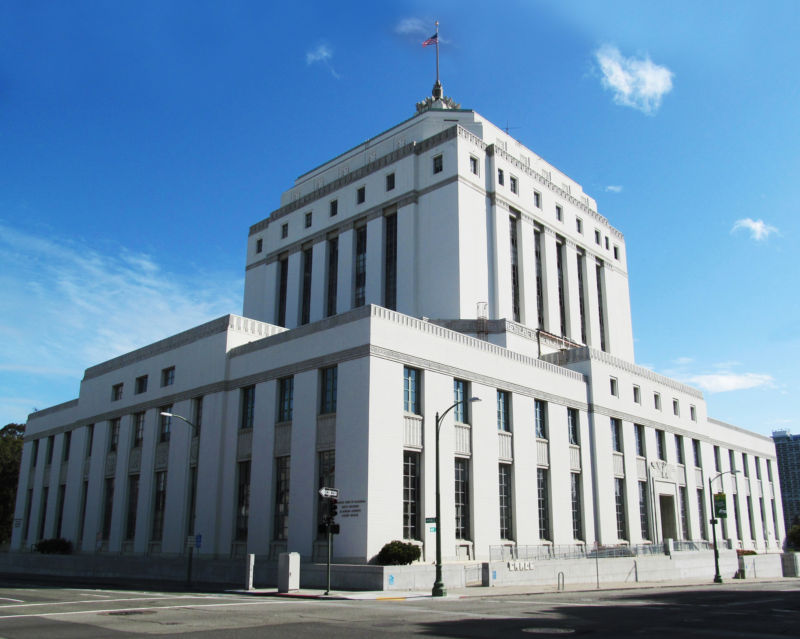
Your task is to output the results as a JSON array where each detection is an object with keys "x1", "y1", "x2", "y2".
[
  {"x1": 395, "y1": 18, "x2": 429, "y2": 36},
  {"x1": 684, "y1": 372, "x2": 773, "y2": 393},
  {"x1": 595, "y1": 45, "x2": 674, "y2": 114},
  {"x1": 605, "y1": 185, "x2": 623, "y2": 193},
  {"x1": 731, "y1": 218, "x2": 778, "y2": 241},
  {"x1": 305, "y1": 44, "x2": 340, "y2": 79},
  {"x1": 672, "y1": 356, "x2": 694, "y2": 366}
]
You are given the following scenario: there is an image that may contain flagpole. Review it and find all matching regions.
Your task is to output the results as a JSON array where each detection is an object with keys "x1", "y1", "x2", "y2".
[{"x1": 435, "y1": 21, "x2": 440, "y2": 86}]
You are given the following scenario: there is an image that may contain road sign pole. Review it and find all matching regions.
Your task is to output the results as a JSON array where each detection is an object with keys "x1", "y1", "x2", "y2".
[
  {"x1": 186, "y1": 545, "x2": 193, "y2": 589},
  {"x1": 325, "y1": 522, "x2": 332, "y2": 595}
]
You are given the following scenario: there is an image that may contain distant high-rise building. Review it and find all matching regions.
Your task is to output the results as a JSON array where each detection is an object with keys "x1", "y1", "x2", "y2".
[{"x1": 773, "y1": 430, "x2": 800, "y2": 531}]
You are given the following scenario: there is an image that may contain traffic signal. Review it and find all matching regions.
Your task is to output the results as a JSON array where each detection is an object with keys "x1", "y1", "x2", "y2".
[{"x1": 330, "y1": 498, "x2": 338, "y2": 519}]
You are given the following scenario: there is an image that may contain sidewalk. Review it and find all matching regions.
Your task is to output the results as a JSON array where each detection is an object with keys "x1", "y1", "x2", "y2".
[{"x1": 230, "y1": 576, "x2": 795, "y2": 601}]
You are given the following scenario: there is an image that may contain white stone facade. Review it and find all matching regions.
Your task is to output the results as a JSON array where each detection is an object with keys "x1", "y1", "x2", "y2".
[{"x1": 12, "y1": 102, "x2": 785, "y2": 566}]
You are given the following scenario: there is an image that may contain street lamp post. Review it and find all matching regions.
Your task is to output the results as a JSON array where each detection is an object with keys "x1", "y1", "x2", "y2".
[
  {"x1": 708, "y1": 469, "x2": 739, "y2": 584},
  {"x1": 432, "y1": 396, "x2": 481, "y2": 598},
  {"x1": 160, "y1": 411, "x2": 199, "y2": 588}
]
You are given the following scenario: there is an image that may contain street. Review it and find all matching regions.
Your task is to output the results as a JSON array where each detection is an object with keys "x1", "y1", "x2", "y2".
[{"x1": 0, "y1": 580, "x2": 797, "y2": 638}]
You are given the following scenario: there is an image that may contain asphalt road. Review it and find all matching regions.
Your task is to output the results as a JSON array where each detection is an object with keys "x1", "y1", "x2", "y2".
[{"x1": 0, "y1": 580, "x2": 798, "y2": 638}]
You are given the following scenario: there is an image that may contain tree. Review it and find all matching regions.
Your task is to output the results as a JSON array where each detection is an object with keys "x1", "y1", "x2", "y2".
[
  {"x1": 787, "y1": 524, "x2": 800, "y2": 550},
  {"x1": 0, "y1": 423, "x2": 25, "y2": 544}
]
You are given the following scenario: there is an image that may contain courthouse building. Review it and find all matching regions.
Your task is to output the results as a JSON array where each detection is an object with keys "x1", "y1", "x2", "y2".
[{"x1": 12, "y1": 90, "x2": 785, "y2": 566}]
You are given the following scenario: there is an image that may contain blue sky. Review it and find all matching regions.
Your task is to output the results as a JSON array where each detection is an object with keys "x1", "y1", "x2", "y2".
[{"x1": 1, "y1": 1, "x2": 797, "y2": 437}]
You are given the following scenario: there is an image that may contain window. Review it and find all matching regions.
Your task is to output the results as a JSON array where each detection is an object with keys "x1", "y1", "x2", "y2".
[
  {"x1": 455, "y1": 457, "x2": 470, "y2": 540},
  {"x1": 278, "y1": 376, "x2": 294, "y2": 422},
  {"x1": 108, "y1": 419, "x2": 120, "y2": 453},
  {"x1": 192, "y1": 396, "x2": 203, "y2": 438},
  {"x1": 497, "y1": 168, "x2": 504, "y2": 185},
  {"x1": 499, "y1": 464, "x2": 513, "y2": 540},
  {"x1": 453, "y1": 379, "x2": 469, "y2": 423},
  {"x1": 354, "y1": 225, "x2": 367, "y2": 306},
  {"x1": 62, "y1": 431, "x2": 71, "y2": 462},
  {"x1": 326, "y1": 237, "x2": 339, "y2": 317},
  {"x1": 318, "y1": 450, "x2": 336, "y2": 537},
  {"x1": 672, "y1": 398, "x2": 680, "y2": 416},
  {"x1": 555, "y1": 204, "x2": 563, "y2": 222},
  {"x1": 133, "y1": 412, "x2": 145, "y2": 448},
  {"x1": 656, "y1": 430, "x2": 666, "y2": 461},
  {"x1": 742, "y1": 453, "x2": 749, "y2": 478},
  {"x1": 755, "y1": 456, "x2": 761, "y2": 480},
  {"x1": 605, "y1": 236, "x2": 610, "y2": 250},
  {"x1": 403, "y1": 367, "x2": 420, "y2": 414},
  {"x1": 300, "y1": 246, "x2": 313, "y2": 324},
  {"x1": 356, "y1": 186, "x2": 366, "y2": 204},
  {"x1": 273, "y1": 456, "x2": 290, "y2": 540},
  {"x1": 556, "y1": 240, "x2": 566, "y2": 335},
  {"x1": 384, "y1": 213, "x2": 397, "y2": 310},
  {"x1": 112, "y1": 383, "x2": 123, "y2": 401},
  {"x1": 610, "y1": 377, "x2": 618, "y2": 397},
  {"x1": 675, "y1": 435, "x2": 685, "y2": 465},
  {"x1": 633, "y1": 385, "x2": 641, "y2": 404},
  {"x1": 86, "y1": 424, "x2": 94, "y2": 457},
  {"x1": 235, "y1": 461, "x2": 251, "y2": 541},
  {"x1": 576, "y1": 217, "x2": 583, "y2": 233},
  {"x1": 746, "y1": 496, "x2": 755, "y2": 541},
  {"x1": 509, "y1": 175, "x2": 518, "y2": 194},
  {"x1": 615, "y1": 478, "x2": 627, "y2": 540},
  {"x1": 534, "y1": 229, "x2": 544, "y2": 328},
  {"x1": 432, "y1": 154, "x2": 443, "y2": 174},
  {"x1": 281, "y1": 222, "x2": 288, "y2": 239},
  {"x1": 596, "y1": 260, "x2": 607, "y2": 352},
  {"x1": 386, "y1": 172, "x2": 395, "y2": 191},
  {"x1": 767, "y1": 459, "x2": 773, "y2": 482},
  {"x1": 125, "y1": 474, "x2": 139, "y2": 541},
  {"x1": 304, "y1": 211, "x2": 312, "y2": 228},
  {"x1": 639, "y1": 481, "x2": 650, "y2": 540},
  {"x1": 329, "y1": 199, "x2": 338, "y2": 217},
  {"x1": 45, "y1": 435, "x2": 54, "y2": 465},
  {"x1": 403, "y1": 451, "x2": 420, "y2": 540},
  {"x1": 55, "y1": 483, "x2": 66, "y2": 538},
  {"x1": 693, "y1": 439, "x2": 702, "y2": 467},
  {"x1": 497, "y1": 390, "x2": 510, "y2": 431},
  {"x1": 537, "y1": 468, "x2": 551, "y2": 541},
  {"x1": 101, "y1": 478, "x2": 114, "y2": 541},
  {"x1": 277, "y1": 256, "x2": 288, "y2": 327},
  {"x1": 576, "y1": 251, "x2": 587, "y2": 344},
  {"x1": 729, "y1": 449, "x2": 737, "y2": 472},
  {"x1": 697, "y1": 489, "x2": 708, "y2": 540},
  {"x1": 653, "y1": 392, "x2": 661, "y2": 410},
  {"x1": 37, "y1": 487, "x2": 48, "y2": 540},
  {"x1": 535, "y1": 399, "x2": 547, "y2": 439},
  {"x1": 256, "y1": 238, "x2": 263, "y2": 253},
  {"x1": 634, "y1": 424, "x2": 645, "y2": 457},
  {"x1": 611, "y1": 418, "x2": 622, "y2": 452},
  {"x1": 240, "y1": 386, "x2": 255, "y2": 429},
  {"x1": 613, "y1": 245, "x2": 620, "y2": 260},
  {"x1": 159, "y1": 407, "x2": 172, "y2": 443},
  {"x1": 714, "y1": 445, "x2": 721, "y2": 472},
  {"x1": 320, "y1": 366, "x2": 337, "y2": 414},
  {"x1": 594, "y1": 229, "x2": 601, "y2": 245},
  {"x1": 151, "y1": 471, "x2": 167, "y2": 541},
  {"x1": 533, "y1": 190, "x2": 541, "y2": 208},
  {"x1": 567, "y1": 408, "x2": 579, "y2": 445},
  {"x1": 571, "y1": 473, "x2": 583, "y2": 540},
  {"x1": 161, "y1": 366, "x2": 175, "y2": 387},
  {"x1": 469, "y1": 156, "x2": 479, "y2": 175},
  {"x1": 509, "y1": 216, "x2": 520, "y2": 321},
  {"x1": 690, "y1": 405, "x2": 697, "y2": 421},
  {"x1": 135, "y1": 375, "x2": 148, "y2": 395}
]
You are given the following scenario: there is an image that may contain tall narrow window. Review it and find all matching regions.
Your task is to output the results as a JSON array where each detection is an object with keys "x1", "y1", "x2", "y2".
[
  {"x1": 639, "y1": 481, "x2": 651, "y2": 540},
  {"x1": 455, "y1": 457, "x2": 470, "y2": 540},
  {"x1": 240, "y1": 386, "x2": 255, "y2": 429},
  {"x1": 38, "y1": 487, "x2": 49, "y2": 541},
  {"x1": 329, "y1": 199, "x2": 338, "y2": 217},
  {"x1": 611, "y1": 418, "x2": 622, "y2": 452},
  {"x1": 556, "y1": 240, "x2": 566, "y2": 336},
  {"x1": 571, "y1": 472, "x2": 583, "y2": 540},
  {"x1": 235, "y1": 461, "x2": 251, "y2": 541},
  {"x1": 317, "y1": 450, "x2": 336, "y2": 537},
  {"x1": 55, "y1": 484, "x2": 66, "y2": 539},
  {"x1": 125, "y1": 474, "x2": 139, "y2": 541},
  {"x1": 384, "y1": 213, "x2": 397, "y2": 310},
  {"x1": 656, "y1": 429, "x2": 666, "y2": 460},
  {"x1": 576, "y1": 252, "x2": 587, "y2": 343},
  {"x1": 300, "y1": 246, "x2": 313, "y2": 325},
  {"x1": 634, "y1": 424, "x2": 645, "y2": 457},
  {"x1": 45, "y1": 435, "x2": 54, "y2": 465},
  {"x1": 675, "y1": 435, "x2": 685, "y2": 465},
  {"x1": 509, "y1": 216, "x2": 520, "y2": 322},
  {"x1": 62, "y1": 431, "x2": 71, "y2": 462},
  {"x1": 22, "y1": 488, "x2": 33, "y2": 542},
  {"x1": 151, "y1": 471, "x2": 167, "y2": 541},
  {"x1": 385, "y1": 173, "x2": 395, "y2": 191},
  {"x1": 326, "y1": 237, "x2": 338, "y2": 317},
  {"x1": 714, "y1": 446, "x2": 721, "y2": 472},
  {"x1": 733, "y1": 495, "x2": 742, "y2": 540},
  {"x1": 498, "y1": 464, "x2": 513, "y2": 540},
  {"x1": 403, "y1": 367, "x2": 420, "y2": 414},
  {"x1": 320, "y1": 366, "x2": 338, "y2": 414},
  {"x1": 746, "y1": 496, "x2": 756, "y2": 541},
  {"x1": 453, "y1": 379, "x2": 468, "y2": 423},
  {"x1": 615, "y1": 478, "x2": 627, "y2": 540},
  {"x1": 432, "y1": 154, "x2": 443, "y2": 173},
  {"x1": 187, "y1": 466, "x2": 198, "y2": 535},
  {"x1": 273, "y1": 457, "x2": 290, "y2": 540},
  {"x1": 31, "y1": 439, "x2": 39, "y2": 467},
  {"x1": 497, "y1": 390, "x2": 510, "y2": 431},
  {"x1": 567, "y1": 408, "x2": 579, "y2": 445},
  {"x1": 277, "y1": 256, "x2": 288, "y2": 327},
  {"x1": 161, "y1": 366, "x2": 175, "y2": 387},
  {"x1": 77, "y1": 481, "x2": 88, "y2": 546},
  {"x1": 101, "y1": 478, "x2": 114, "y2": 541},
  {"x1": 534, "y1": 229, "x2": 544, "y2": 329},
  {"x1": 192, "y1": 397, "x2": 203, "y2": 438},
  {"x1": 678, "y1": 486, "x2": 689, "y2": 539},
  {"x1": 759, "y1": 497, "x2": 767, "y2": 541},
  {"x1": 403, "y1": 451, "x2": 420, "y2": 540},
  {"x1": 596, "y1": 260, "x2": 607, "y2": 351},
  {"x1": 537, "y1": 468, "x2": 551, "y2": 541},
  {"x1": 108, "y1": 419, "x2": 120, "y2": 453},
  {"x1": 354, "y1": 226, "x2": 367, "y2": 307},
  {"x1": 159, "y1": 407, "x2": 172, "y2": 443},
  {"x1": 535, "y1": 399, "x2": 547, "y2": 439},
  {"x1": 278, "y1": 376, "x2": 294, "y2": 422},
  {"x1": 133, "y1": 412, "x2": 145, "y2": 448},
  {"x1": 697, "y1": 488, "x2": 708, "y2": 540},
  {"x1": 693, "y1": 439, "x2": 702, "y2": 467}
]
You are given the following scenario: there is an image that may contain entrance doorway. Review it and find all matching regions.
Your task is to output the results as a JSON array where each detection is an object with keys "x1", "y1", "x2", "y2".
[{"x1": 659, "y1": 495, "x2": 678, "y2": 540}]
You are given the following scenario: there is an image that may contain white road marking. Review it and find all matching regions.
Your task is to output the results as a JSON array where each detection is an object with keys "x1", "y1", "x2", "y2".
[
  {"x1": 0, "y1": 597, "x2": 25, "y2": 603},
  {"x1": 0, "y1": 595, "x2": 251, "y2": 610}
]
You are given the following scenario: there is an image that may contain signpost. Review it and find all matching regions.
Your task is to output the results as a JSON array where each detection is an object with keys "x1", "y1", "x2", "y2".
[
  {"x1": 713, "y1": 492, "x2": 727, "y2": 518},
  {"x1": 318, "y1": 487, "x2": 339, "y2": 595}
]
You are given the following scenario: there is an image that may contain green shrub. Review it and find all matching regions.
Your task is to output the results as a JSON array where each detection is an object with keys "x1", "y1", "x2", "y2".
[
  {"x1": 786, "y1": 525, "x2": 800, "y2": 550},
  {"x1": 375, "y1": 540, "x2": 421, "y2": 565},
  {"x1": 34, "y1": 538, "x2": 73, "y2": 554}
]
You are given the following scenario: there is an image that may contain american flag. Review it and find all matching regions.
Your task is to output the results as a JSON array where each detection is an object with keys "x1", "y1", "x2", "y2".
[{"x1": 422, "y1": 33, "x2": 438, "y2": 47}]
